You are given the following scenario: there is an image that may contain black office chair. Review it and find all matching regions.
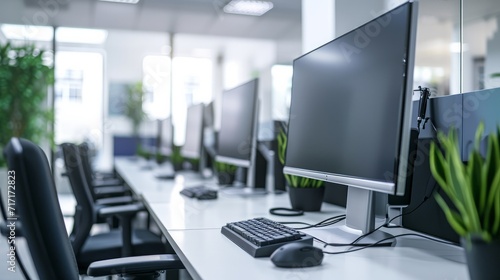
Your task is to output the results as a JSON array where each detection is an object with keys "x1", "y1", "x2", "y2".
[
  {"x1": 76, "y1": 142, "x2": 132, "y2": 199},
  {"x1": 79, "y1": 141, "x2": 119, "y2": 180},
  {"x1": 4, "y1": 138, "x2": 183, "y2": 279},
  {"x1": 60, "y1": 142, "x2": 171, "y2": 272},
  {"x1": 63, "y1": 142, "x2": 134, "y2": 205}
]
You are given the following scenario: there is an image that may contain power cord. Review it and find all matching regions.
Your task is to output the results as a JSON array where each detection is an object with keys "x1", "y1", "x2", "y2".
[
  {"x1": 316, "y1": 232, "x2": 458, "y2": 255},
  {"x1": 279, "y1": 214, "x2": 346, "y2": 230}
]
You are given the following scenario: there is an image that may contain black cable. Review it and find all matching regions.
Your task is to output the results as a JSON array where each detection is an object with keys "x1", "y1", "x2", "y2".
[
  {"x1": 345, "y1": 179, "x2": 437, "y2": 247},
  {"x1": 279, "y1": 214, "x2": 346, "y2": 230},
  {"x1": 317, "y1": 233, "x2": 458, "y2": 255}
]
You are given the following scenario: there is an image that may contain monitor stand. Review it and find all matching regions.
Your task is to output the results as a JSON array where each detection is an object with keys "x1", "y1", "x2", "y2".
[
  {"x1": 154, "y1": 162, "x2": 176, "y2": 180},
  {"x1": 221, "y1": 181, "x2": 268, "y2": 196},
  {"x1": 221, "y1": 164, "x2": 268, "y2": 196},
  {"x1": 326, "y1": 187, "x2": 394, "y2": 246}
]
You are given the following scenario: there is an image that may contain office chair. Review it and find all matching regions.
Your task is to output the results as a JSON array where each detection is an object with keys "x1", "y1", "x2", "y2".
[
  {"x1": 79, "y1": 141, "x2": 119, "y2": 180},
  {"x1": 76, "y1": 142, "x2": 132, "y2": 199},
  {"x1": 3, "y1": 138, "x2": 183, "y2": 279},
  {"x1": 62, "y1": 142, "x2": 134, "y2": 205},
  {"x1": 60, "y1": 142, "x2": 171, "y2": 272}
]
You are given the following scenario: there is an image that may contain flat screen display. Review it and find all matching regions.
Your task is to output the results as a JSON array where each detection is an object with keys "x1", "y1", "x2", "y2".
[
  {"x1": 285, "y1": 2, "x2": 416, "y2": 194},
  {"x1": 217, "y1": 79, "x2": 258, "y2": 165}
]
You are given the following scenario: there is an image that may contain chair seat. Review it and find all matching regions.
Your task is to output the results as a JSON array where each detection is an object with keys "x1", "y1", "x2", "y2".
[
  {"x1": 76, "y1": 229, "x2": 167, "y2": 272},
  {"x1": 93, "y1": 185, "x2": 130, "y2": 199}
]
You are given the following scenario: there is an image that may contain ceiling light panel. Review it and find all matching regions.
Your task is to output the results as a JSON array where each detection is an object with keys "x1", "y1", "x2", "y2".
[
  {"x1": 223, "y1": 0, "x2": 274, "y2": 16},
  {"x1": 98, "y1": 0, "x2": 140, "y2": 4}
]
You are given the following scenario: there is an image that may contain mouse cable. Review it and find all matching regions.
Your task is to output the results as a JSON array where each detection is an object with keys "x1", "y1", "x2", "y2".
[
  {"x1": 316, "y1": 232, "x2": 458, "y2": 255},
  {"x1": 278, "y1": 214, "x2": 346, "y2": 230}
]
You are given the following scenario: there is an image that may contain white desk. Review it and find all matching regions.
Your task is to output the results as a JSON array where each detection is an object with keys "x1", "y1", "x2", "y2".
[{"x1": 115, "y1": 158, "x2": 469, "y2": 280}]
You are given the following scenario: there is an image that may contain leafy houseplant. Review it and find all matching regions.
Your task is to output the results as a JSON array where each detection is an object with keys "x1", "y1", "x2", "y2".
[
  {"x1": 277, "y1": 129, "x2": 325, "y2": 211},
  {"x1": 123, "y1": 81, "x2": 146, "y2": 156},
  {"x1": 124, "y1": 81, "x2": 146, "y2": 137},
  {"x1": 0, "y1": 42, "x2": 54, "y2": 167},
  {"x1": 170, "y1": 145, "x2": 184, "y2": 172},
  {"x1": 214, "y1": 161, "x2": 237, "y2": 185},
  {"x1": 430, "y1": 123, "x2": 500, "y2": 280}
]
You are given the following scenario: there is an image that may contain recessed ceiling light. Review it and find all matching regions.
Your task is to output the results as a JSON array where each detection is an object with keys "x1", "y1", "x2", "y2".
[
  {"x1": 98, "y1": 0, "x2": 140, "y2": 4},
  {"x1": 56, "y1": 28, "x2": 108, "y2": 44},
  {"x1": 223, "y1": 0, "x2": 273, "y2": 16},
  {"x1": 0, "y1": 24, "x2": 54, "y2": 41}
]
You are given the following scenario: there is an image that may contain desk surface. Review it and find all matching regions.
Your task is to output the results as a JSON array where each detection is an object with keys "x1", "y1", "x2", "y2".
[{"x1": 115, "y1": 158, "x2": 469, "y2": 280}]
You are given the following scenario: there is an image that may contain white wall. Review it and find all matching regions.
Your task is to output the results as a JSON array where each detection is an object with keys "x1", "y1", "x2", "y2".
[
  {"x1": 485, "y1": 15, "x2": 500, "y2": 89},
  {"x1": 100, "y1": 29, "x2": 169, "y2": 169}
]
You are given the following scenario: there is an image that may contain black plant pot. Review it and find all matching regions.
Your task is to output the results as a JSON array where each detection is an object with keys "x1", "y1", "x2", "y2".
[
  {"x1": 287, "y1": 186, "x2": 325, "y2": 212},
  {"x1": 462, "y1": 237, "x2": 500, "y2": 280},
  {"x1": 217, "y1": 172, "x2": 235, "y2": 186}
]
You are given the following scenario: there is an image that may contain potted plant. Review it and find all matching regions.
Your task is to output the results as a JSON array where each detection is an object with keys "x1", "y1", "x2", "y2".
[
  {"x1": 123, "y1": 81, "x2": 146, "y2": 136},
  {"x1": 214, "y1": 161, "x2": 237, "y2": 185},
  {"x1": 122, "y1": 81, "x2": 146, "y2": 158},
  {"x1": 170, "y1": 145, "x2": 184, "y2": 172},
  {"x1": 0, "y1": 42, "x2": 54, "y2": 167},
  {"x1": 277, "y1": 129, "x2": 325, "y2": 211},
  {"x1": 430, "y1": 123, "x2": 500, "y2": 280}
]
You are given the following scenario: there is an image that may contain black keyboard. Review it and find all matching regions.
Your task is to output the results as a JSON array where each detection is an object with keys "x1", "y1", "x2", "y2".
[
  {"x1": 180, "y1": 186, "x2": 217, "y2": 200},
  {"x1": 221, "y1": 217, "x2": 313, "y2": 257}
]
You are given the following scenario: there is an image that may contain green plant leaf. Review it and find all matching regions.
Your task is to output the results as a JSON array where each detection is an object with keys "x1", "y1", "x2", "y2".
[
  {"x1": 469, "y1": 151, "x2": 485, "y2": 216},
  {"x1": 435, "y1": 193, "x2": 468, "y2": 236}
]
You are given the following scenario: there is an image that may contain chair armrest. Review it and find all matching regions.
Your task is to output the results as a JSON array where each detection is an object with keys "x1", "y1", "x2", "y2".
[
  {"x1": 87, "y1": 254, "x2": 184, "y2": 277},
  {"x1": 95, "y1": 196, "x2": 135, "y2": 206},
  {"x1": 98, "y1": 203, "x2": 144, "y2": 218},
  {"x1": 0, "y1": 221, "x2": 22, "y2": 237},
  {"x1": 97, "y1": 203, "x2": 146, "y2": 257}
]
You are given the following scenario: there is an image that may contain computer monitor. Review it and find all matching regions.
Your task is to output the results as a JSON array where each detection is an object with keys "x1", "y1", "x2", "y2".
[
  {"x1": 181, "y1": 103, "x2": 204, "y2": 160},
  {"x1": 159, "y1": 116, "x2": 173, "y2": 157},
  {"x1": 284, "y1": 1, "x2": 418, "y2": 244},
  {"x1": 216, "y1": 78, "x2": 266, "y2": 195},
  {"x1": 203, "y1": 101, "x2": 217, "y2": 171}
]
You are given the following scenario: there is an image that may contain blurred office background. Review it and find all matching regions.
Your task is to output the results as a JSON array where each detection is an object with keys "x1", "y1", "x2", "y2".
[{"x1": 0, "y1": 0, "x2": 499, "y2": 189}]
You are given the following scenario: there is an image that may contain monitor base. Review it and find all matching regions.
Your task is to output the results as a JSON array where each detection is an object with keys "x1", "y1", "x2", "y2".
[
  {"x1": 325, "y1": 225, "x2": 395, "y2": 247},
  {"x1": 221, "y1": 185, "x2": 268, "y2": 196}
]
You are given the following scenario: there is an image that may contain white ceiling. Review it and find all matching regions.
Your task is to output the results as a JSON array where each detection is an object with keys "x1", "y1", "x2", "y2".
[{"x1": 0, "y1": 0, "x2": 302, "y2": 41}]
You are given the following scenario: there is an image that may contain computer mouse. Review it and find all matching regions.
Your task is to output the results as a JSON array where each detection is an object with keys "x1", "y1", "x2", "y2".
[{"x1": 270, "y1": 243, "x2": 323, "y2": 268}]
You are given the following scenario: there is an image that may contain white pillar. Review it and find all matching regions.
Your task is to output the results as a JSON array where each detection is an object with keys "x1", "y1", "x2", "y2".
[{"x1": 302, "y1": 0, "x2": 336, "y2": 54}]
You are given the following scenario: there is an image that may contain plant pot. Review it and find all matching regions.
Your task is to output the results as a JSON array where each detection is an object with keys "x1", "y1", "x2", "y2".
[
  {"x1": 217, "y1": 172, "x2": 235, "y2": 186},
  {"x1": 287, "y1": 186, "x2": 325, "y2": 212},
  {"x1": 461, "y1": 237, "x2": 500, "y2": 280}
]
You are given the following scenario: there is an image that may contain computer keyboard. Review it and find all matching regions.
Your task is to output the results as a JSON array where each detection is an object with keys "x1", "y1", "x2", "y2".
[
  {"x1": 221, "y1": 217, "x2": 313, "y2": 257},
  {"x1": 180, "y1": 185, "x2": 217, "y2": 200}
]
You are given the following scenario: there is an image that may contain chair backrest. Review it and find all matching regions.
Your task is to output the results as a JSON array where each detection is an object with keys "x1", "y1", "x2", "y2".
[
  {"x1": 61, "y1": 143, "x2": 95, "y2": 256},
  {"x1": 78, "y1": 142, "x2": 96, "y2": 183},
  {"x1": 3, "y1": 138, "x2": 79, "y2": 280}
]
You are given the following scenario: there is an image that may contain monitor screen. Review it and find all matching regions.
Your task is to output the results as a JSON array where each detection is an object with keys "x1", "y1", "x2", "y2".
[
  {"x1": 284, "y1": 1, "x2": 418, "y2": 242},
  {"x1": 217, "y1": 79, "x2": 258, "y2": 167},
  {"x1": 159, "y1": 117, "x2": 173, "y2": 156},
  {"x1": 181, "y1": 103, "x2": 204, "y2": 159}
]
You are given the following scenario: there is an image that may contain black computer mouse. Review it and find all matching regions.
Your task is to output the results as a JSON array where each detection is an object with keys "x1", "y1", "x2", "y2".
[{"x1": 270, "y1": 243, "x2": 324, "y2": 268}]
